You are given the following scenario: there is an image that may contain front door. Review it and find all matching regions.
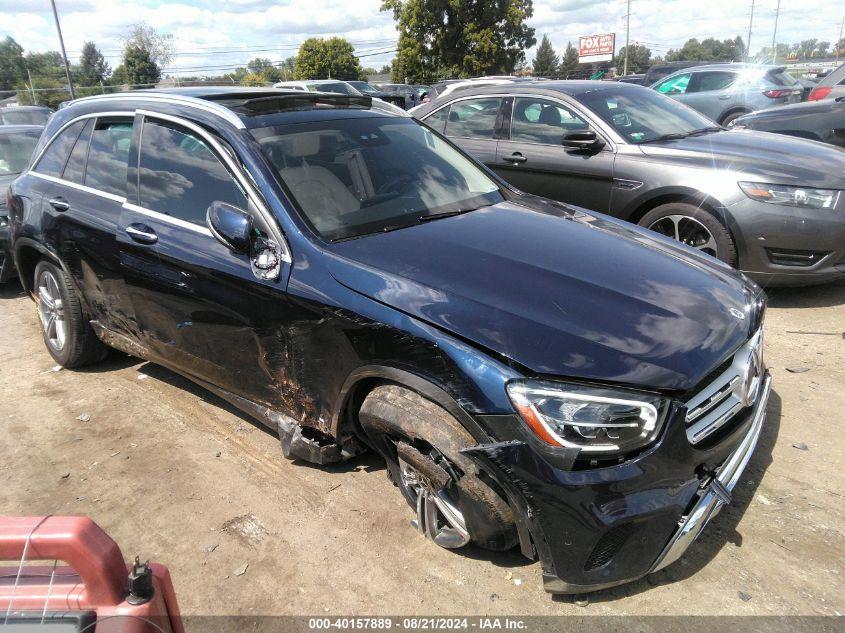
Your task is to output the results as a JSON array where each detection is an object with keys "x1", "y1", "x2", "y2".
[
  {"x1": 117, "y1": 112, "x2": 293, "y2": 407},
  {"x1": 494, "y1": 96, "x2": 615, "y2": 212}
]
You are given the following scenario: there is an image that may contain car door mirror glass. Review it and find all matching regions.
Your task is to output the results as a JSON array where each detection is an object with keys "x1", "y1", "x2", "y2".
[
  {"x1": 561, "y1": 129, "x2": 605, "y2": 151},
  {"x1": 207, "y1": 200, "x2": 254, "y2": 253}
]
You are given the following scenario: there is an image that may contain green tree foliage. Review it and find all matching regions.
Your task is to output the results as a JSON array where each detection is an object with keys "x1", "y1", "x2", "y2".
[
  {"x1": 241, "y1": 72, "x2": 268, "y2": 87},
  {"x1": 614, "y1": 43, "x2": 652, "y2": 73},
  {"x1": 78, "y1": 41, "x2": 110, "y2": 86},
  {"x1": 557, "y1": 41, "x2": 579, "y2": 78},
  {"x1": 293, "y1": 37, "x2": 363, "y2": 80},
  {"x1": 247, "y1": 57, "x2": 282, "y2": 82},
  {"x1": 532, "y1": 34, "x2": 558, "y2": 76},
  {"x1": 0, "y1": 36, "x2": 25, "y2": 90},
  {"x1": 116, "y1": 44, "x2": 161, "y2": 87},
  {"x1": 124, "y1": 21, "x2": 175, "y2": 67},
  {"x1": 666, "y1": 36, "x2": 744, "y2": 62},
  {"x1": 382, "y1": 0, "x2": 536, "y2": 84}
]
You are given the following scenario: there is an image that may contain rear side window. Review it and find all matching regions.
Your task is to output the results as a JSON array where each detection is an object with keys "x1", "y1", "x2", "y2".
[
  {"x1": 766, "y1": 69, "x2": 798, "y2": 87},
  {"x1": 84, "y1": 118, "x2": 132, "y2": 197},
  {"x1": 444, "y1": 98, "x2": 502, "y2": 139},
  {"x1": 693, "y1": 71, "x2": 737, "y2": 92},
  {"x1": 424, "y1": 106, "x2": 450, "y2": 133},
  {"x1": 62, "y1": 119, "x2": 94, "y2": 185},
  {"x1": 138, "y1": 118, "x2": 246, "y2": 226},
  {"x1": 33, "y1": 120, "x2": 85, "y2": 177}
]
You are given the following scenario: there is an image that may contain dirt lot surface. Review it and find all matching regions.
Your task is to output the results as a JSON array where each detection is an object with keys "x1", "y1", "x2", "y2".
[{"x1": 1, "y1": 278, "x2": 843, "y2": 617}]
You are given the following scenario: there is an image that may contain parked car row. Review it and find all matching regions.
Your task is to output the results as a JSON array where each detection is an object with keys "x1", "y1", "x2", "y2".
[{"x1": 7, "y1": 86, "x2": 772, "y2": 595}]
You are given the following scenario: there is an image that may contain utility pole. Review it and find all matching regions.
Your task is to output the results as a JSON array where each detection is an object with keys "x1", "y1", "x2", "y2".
[
  {"x1": 623, "y1": 0, "x2": 631, "y2": 75},
  {"x1": 770, "y1": 0, "x2": 781, "y2": 64},
  {"x1": 26, "y1": 68, "x2": 37, "y2": 105},
  {"x1": 746, "y1": 0, "x2": 756, "y2": 61},
  {"x1": 837, "y1": 16, "x2": 844, "y2": 62},
  {"x1": 49, "y1": 0, "x2": 76, "y2": 100}
]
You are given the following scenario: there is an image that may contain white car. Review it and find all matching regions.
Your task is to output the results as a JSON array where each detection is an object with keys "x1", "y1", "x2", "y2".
[{"x1": 272, "y1": 80, "x2": 363, "y2": 95}]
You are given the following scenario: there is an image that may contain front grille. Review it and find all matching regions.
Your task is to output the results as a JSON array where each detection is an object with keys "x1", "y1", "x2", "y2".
[
  {"x1": 766, "y1": 247, "x2": 829, "y2": 267},
  {"x1": 684, "y1": 328, "x2": 764, "y2": 445},
  {"x1": 584, "y1": 523, "x2": 635, "y2": 571}
]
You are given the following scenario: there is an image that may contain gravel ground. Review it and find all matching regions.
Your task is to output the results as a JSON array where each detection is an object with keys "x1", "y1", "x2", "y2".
[{"x1": 1, "y1": 278, "x2": 843, "y2": 617}]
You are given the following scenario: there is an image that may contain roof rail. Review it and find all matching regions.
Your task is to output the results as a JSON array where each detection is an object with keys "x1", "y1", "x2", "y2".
[{"x1": 67, "y1": 91, "x2": 245, "y2": 129}]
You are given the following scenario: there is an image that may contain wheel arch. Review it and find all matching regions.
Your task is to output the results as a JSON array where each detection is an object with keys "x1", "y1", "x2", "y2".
[
  {"x1": 331, "y1": 365, "x2": 493, "y2": 445},
  {"x1": 718, "y1": 106, "x2": 752, "y2": 125},
  {"x1": 624, "y1": 187, "x2": 730, "y2": 227},
  {"x1": 14, "y1": 238, "x2": 70, "y2": 296}
]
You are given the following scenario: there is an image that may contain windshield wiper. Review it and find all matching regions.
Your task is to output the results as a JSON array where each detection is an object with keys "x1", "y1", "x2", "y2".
[
  {"x1": 639, "y1": 132, "x2": 691, "y2": 144},
  {"x1": 418, "y1": 206, "x2": 483, "y2": 223},
  {"x1": 687, "y1": 126, "x2": 723, "y2": 136}
]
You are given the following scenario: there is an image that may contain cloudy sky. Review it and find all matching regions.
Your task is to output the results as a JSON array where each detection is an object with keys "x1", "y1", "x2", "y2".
[{"x1": 1, "y1": 0, "x2": 841, "y2": 77}]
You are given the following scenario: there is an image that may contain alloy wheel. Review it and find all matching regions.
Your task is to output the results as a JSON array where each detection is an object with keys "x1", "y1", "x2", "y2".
[
  {"x1": 37, "y1": 270, "x2": 66, "y2": 352},
  {"x1": 398, "y1": 458, "x2": 470, "y2": 549},
  {"x1": 648, "y1": 214, "x2": 719, "y2": 257}
]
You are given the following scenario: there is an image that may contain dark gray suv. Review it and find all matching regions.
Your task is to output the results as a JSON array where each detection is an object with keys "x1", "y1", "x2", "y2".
[{"x1": 413, "y1": 81, "x2": 845, "y2": 286}]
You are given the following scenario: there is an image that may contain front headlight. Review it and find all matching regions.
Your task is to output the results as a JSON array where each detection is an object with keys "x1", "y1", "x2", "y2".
[
  {"x1": 506, "y1": 380, "x2": 669, "y2": 455},
  {"x1": 739, "y1": 181, "x2": 840, "y2": 210}
]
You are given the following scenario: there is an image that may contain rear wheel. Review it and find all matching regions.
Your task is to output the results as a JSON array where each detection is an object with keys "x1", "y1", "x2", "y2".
[
  {"x1": 638, "y1": 202, "x2": 737, "y2": 266},
  {"x1": 720, "y1": 110, "x2": 749, "y2": 127},
  {"x1": 34, "y1": 260, "x2": 107, "y2": 368},
  {"x1": 358, "y1": 384, "x2": 517, "y2": 551}
]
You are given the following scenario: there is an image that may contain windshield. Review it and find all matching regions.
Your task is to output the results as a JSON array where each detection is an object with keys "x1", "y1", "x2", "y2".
[
  {"x1": 0, "y1": 131, "x2": 40, "y2": 176},
  {"x1": 251, "y1": 115, "x2": 503, "y2": 240},
  {"x1": 1, "y1": 109, "x2": 49, "y2": 125},
  {"x1": 574, "y1": 86, "x2": 716, "y2": 144},
  {"x1": 349, "y1": 82, "x2": 379, "y2": 93},
  {"x1": 308, "y1": 82, "x2": 359, "y2": 95}
]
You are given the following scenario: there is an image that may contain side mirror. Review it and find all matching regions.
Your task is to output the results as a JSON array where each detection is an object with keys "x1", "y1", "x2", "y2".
[
  {"x1": 207, "y1": 201, "x2": 254, "y2": 254},
  {"x1": 562, "y1": 129, "x2": 605, "y2": 151}
]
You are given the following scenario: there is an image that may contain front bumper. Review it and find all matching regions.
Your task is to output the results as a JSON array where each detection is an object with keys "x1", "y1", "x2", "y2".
[
  {"x1": 726, "y1": 195, "x2": 845, "y2": 286},
  {"x1": 467, "y1": 371, "x2": 772, "y2": 594}
]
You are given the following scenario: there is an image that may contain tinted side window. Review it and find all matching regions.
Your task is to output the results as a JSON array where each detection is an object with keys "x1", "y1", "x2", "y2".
[
  {"x1": 444, "y1": 98, "x2": 502, "y2": 139},
  {"x1": 85, "y1": 118, "x2": 132, "y2": 197},
  {"x1": 511, "y1": 98, "x2": 589, "y2": 145},
  {"x1": 138, "y1": 118, "x2": 246, "y2": 226},
  {"x1": 33, "y1": 120, "x2": 85, "y2": 177},
  {"x1": 62, "y1": 119, "x2": 94, "y2": 185},
  {"x1": 656, "y1": 73, "x2": 691, "y2": 94},
  {"x1": 693, "y1": 71, "x2": 737, "y2": 92},
  {"x1": 424, "y1": 106, "x2": 450, "y2": 133}
]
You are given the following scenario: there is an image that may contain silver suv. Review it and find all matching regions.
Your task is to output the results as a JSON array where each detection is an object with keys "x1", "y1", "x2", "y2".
[{"x1": 653, "y1": 63, "x2": 801, "y2": 126}]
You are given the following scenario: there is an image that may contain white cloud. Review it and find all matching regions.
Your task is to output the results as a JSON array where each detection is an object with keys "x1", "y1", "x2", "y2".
[{"x1": 1, "y1": 0, "x2": 841, "y2": 76}]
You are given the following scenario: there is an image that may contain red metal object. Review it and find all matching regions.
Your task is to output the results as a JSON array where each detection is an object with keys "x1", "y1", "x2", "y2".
[
  {"x1": 0, "y1": 516, "x2": 183, "y2": 633},
  {"x1": 808, "y1": 86, "x2": 832, "y2": 101}
]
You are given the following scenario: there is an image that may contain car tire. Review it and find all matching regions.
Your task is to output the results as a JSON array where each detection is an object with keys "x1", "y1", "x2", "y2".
[
  {"x1": 358, "y1": 384, "x2": 517, "y2": 551},
  {"x1": 34, "y1": 260, "x2": 108, "y2": 368},
  {"x1": 638, "y1": 202, "x2": 737, "y2": 266},
  {"x1": 719, "y1": 110, "x2": 748, "y2": 127}
]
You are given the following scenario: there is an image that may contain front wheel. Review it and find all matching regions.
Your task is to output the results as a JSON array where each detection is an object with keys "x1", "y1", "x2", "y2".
[{"x1": 638, "y1": 202, "x2": 737, "y2": 266}]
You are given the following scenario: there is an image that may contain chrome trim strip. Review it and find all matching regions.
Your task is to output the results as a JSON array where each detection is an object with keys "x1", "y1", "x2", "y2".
[
  {"x1": 122, "y1": 201, "x2": 212, "y2": 236},
  {"x1": 29, "y1": 110, "x2": 131, "y2": 172},
  {"x1": 69, "y1": 92, "x2": 246, "y2": 129},
  {"x1": 650, "y1": 371, "x2": 771, "y2": 573},
  {"x1": 29, "y1": 172, "x2": 126, "y2": 204},
  {"x1": 136, "y1": 109, "x2": 291, "y2": 263}
]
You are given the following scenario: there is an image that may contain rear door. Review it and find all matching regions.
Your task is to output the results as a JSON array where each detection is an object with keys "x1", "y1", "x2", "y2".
[
  {"x1": 494, "y1": 95, "x2": 615, "y2": 211},
  {"x1": 118, "y1": 111, "x2": 293, "y2": 405},
  {"x1": 681, "y1": 71, "x2": 739, "y2": 122},
  {"x1": 430, "y1": 96, "x2": 504, "y2": 168},
  {"x1": 28, "y1": 115, "x2": 136, "y2": 337}
]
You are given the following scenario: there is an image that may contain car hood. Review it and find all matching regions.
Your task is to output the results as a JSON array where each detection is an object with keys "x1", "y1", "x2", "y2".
[
  {"x1": 327, "y1": 200, "x2": 762, "y2": 391},
  {"x1": 638, "y1": 129, "x2": 845, "y2": 188}
]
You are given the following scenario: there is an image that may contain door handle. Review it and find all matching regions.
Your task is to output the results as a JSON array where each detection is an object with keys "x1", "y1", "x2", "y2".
[
  {"x1": 125, "y1": 223, "x2": 158, "y2": 245},
  {"x1": 718, "y1": 95, "x2": 731, "y2": 100},
  {"x1": 48, "y1": 197, "x2": 69, "y2": 212},
  {"x1": 503, "y1": 153, "x2": 527, "y2": 164}
]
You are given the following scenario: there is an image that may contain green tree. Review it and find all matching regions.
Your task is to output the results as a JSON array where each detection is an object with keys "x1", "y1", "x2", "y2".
[
  {"x1": 558, "y1": 41, "x2": 579, "y2": 78},
  {"x1": 124, "y1": 21, "x2": 175, "y2": 67},
  {"x1": 815, "y1": 41, "x2": 830, "y2": 57},
  {"x1": 118, "y1": 44, "x2": 160, "y2": 86},
  {"x1": 666, "y1": 36, "x2": 743, "y2": 62},
  {"x1": 78, "y1": 41, "x2": 110, "y2": 86},
  {"x1": 241, "y1": 72, "x2": 267, "y2": 87},
  {"x1": 798, "y1": 39, "x2": 818, "y2": 59},
  {"x1": 614, "y1": 43, "x2": 651, "y2": 73},
  {"x1": 382, "y1": 0, "x2": 536, "y2": 84},
  {"x1": 293, "y1": 37, "x2": 363, "y2": 80},
  {"x1": 247, "y1": 57, "x2": 282, "y2": 82},
  {"x1": 0, "y1": 36, "x2": 25, "y2": 90},
  {"x1": 532, "y1": 35, "x2": 558, "y2": 76}
]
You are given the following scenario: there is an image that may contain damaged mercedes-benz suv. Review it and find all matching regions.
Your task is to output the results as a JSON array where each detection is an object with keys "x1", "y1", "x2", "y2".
[{"x1": 8, "y1": 88, "x2": 770, "y2": 593}]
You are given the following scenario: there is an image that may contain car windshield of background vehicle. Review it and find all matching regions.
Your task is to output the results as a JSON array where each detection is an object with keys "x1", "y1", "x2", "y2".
[
  {"x1": 250, "y1": 116, "x2": 503, "y2": 240},
  {"x1": 308, "y1": 82, "x2": 357, "y2": 95},
  {"x1": 574, "y1": 86, "x2": 717, "y2": 144},
  {"x1": 0, "y1": 110, "x2": 49, "y2": 126},
  {"x1": 0, "y1": 131, "x2": 40, "y2": 176}
]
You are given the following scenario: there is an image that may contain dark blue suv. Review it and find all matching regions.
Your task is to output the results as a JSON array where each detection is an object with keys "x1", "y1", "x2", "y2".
[{"x1": 8, "y1": 88, "x2": 770, "y2": 594}]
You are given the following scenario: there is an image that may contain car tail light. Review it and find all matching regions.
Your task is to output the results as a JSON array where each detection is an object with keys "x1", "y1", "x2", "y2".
[
  {"x1": 808, "y1": 86, "x2": 832, "y2": 101},
  {"x1": 762, "y1": 89, "x2": 796, "y2": 98}
]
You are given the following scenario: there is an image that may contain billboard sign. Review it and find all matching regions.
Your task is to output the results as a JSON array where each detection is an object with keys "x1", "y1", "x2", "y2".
[{"x1": 579, "y1": 33, "x2": 615, "y2": 63}]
